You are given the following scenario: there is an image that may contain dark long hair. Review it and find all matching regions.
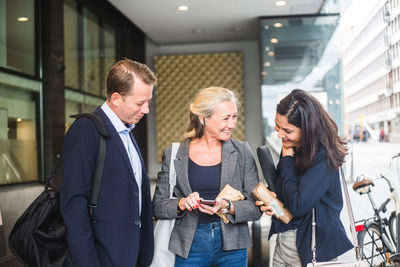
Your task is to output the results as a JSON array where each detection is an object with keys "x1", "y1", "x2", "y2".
[{"x1": 276, "y1": 89, "x2": 347, "y2": 174}]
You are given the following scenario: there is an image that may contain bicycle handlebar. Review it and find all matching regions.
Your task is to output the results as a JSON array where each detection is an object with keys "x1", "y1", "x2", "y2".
[
  {"x1": 380, "y1": 152, "x2": 400, "y2": 178},
  {"x1": 377, "y1": 198, "x2": 391, "y2": 213}
]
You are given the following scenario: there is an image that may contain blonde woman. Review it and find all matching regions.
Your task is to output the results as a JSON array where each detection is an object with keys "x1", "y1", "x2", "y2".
[{"x1": 153, "y1": 87, "x2": 262, "y2": 267}]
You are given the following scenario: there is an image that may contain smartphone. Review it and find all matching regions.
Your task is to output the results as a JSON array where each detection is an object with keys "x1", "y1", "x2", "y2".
[{"x1": 199, "y1": 199, "x2": 216, "y2": 206}]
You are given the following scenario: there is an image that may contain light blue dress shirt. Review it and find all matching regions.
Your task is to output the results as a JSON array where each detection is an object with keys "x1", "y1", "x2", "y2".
[{"x1": 101, "y1": 102, "x2": 142, "y2": 216}]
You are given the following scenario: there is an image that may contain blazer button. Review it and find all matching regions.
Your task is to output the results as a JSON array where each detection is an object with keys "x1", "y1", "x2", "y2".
[
  {"x1": 133, "y1": 192, "x2": 139, "y2": 197},
  {"x1": 134, "y1": 220, "x2": 140, "y2": 226}
]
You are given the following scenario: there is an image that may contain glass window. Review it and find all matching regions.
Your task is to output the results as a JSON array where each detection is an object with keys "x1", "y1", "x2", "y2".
[
  {"x1": 0, "y1": 0, "x2": 35, "y2": 75},
  {"x1": 0, "y1": 82, "x2": 39, "y2": 185},
  {"x1": 83, "y1": 8, "x2": 101, "y2": 96},
  {"x1": 65, "y1": 90, "x2": 104, "y2": 131},
  {"x1": 64, "y1": 0, "x2": 116, "y2": 96},
  {"x1": 102, "y1": 24, "x2": 116, "y2": 97},
  {"x1": 64, "y1": 0, "x2": 80, "y2": 89},
  {"x1": 260, "y1": 15, "x2": 341, "y2": 144}
]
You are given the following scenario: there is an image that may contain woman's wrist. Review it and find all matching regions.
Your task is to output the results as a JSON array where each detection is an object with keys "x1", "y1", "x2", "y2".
[
  {"x1": 220, "y1": 198, "x2": 234, "y2": 214},
  {"x1": 178, "y1": 197, "x2": 186, "y2": 211}
]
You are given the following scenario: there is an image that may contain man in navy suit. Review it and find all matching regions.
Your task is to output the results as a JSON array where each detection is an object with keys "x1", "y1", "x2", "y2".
[{"x1": 60, "y1": 59, "x2": 157, "y2": 267}]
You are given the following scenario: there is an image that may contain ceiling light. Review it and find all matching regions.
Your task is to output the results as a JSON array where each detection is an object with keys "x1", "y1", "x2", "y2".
[
  {"x1": 274, "y1": 22, "x2": 283, "y2": 28},
  {"x1": 16, "y1": 118, "x2": 22, "y2": 122},
  {"x1": 265, "y1": 46, "x2": 270, "y2": 51},
  {"x1": 268, "y1": 51, "x2": 275, "y2": 56},
  {"x1": 264, "y1": 25, "x2": 269, "y2": 30},
  {"x1": 264, "y1": 61, "x2": 271, "y2": 67},
  {"x1": 270, "y1": 38, "x2": 279, "y2": 44},
  {"x1": 192, "y1": 29, "x2": 204, "y2": 34},
  {"x1": 261, "y1": 71, "x2": 268, "y2": 76},
  {"x1": 232, "y1": 26, "x2": 241, "y2": 32},
  {"x1": 17, "y1": 17, "x2": 29, "y2": 22},
  {"x1": 178, "y1": 5, "x2": 189, "y2": 11},
  {"x1": 275, "y1": 1, "x2": 286, "y2": 6}
]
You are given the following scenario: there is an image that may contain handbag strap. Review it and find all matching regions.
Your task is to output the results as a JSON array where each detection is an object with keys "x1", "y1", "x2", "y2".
[
  {"x1": 168, "y1": 143, "x2": 180, "y2": 199},
  {"x1": 310, "y1": 166, "x2": 361, "y2": 263},
  {"x1": 339, "y1": 166, "x2": 361, "y2": 260}
]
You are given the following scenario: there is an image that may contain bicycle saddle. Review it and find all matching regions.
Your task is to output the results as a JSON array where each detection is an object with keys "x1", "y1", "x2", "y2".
[
  {"x1": 390, "y1": 252, "x2": 400, "y2": 263},
  {"x1": 353, "y1": 177, "x2": 374, "y2": 194}
]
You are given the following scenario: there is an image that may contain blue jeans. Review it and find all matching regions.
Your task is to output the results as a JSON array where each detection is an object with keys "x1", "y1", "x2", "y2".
[{"x1": 175, "y1": 222, "x2": 247, "y2": 267}]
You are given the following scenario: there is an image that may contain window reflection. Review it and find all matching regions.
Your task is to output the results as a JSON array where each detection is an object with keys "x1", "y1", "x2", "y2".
[
  {"x1": 64, "y1": 0, "x2": 80, "y2": 89},
  {"x1": 0, "y1": 0, "x2": 35, "y2": 75},
  {"x1": 64, "y1": 0, "x2": 116, "y2": 97},
  {"x1": 103, "y1": 24, "x2": 116, "y2": 98},
  {"x1": 0, "y1": 85, "x2": 38, "y2": 184},
  {"x1": 83, "y1": 8, "x2": 101, "y2": 95},
  {"x1": 260, "y1": 15, "x2": 341, "y2": 144},
  {"x1": 65, "y1": 90, "x2": 104, "y2": 131}
]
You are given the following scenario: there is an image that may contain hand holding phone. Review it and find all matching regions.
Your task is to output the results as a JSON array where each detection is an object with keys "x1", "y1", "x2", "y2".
[{"x1": 199, "y1": 199, "x2": 216, "y2": 206}]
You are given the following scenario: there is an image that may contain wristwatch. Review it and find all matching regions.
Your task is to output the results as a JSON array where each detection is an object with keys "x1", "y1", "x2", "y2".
[{"x1": 220, "y1": 198, "x2": 231, "y2": 214}]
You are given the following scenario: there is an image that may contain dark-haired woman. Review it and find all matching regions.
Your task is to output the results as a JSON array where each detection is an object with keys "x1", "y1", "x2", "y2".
[{"x1": 256, "y1": 89, "x2": 353, "y2": 267}]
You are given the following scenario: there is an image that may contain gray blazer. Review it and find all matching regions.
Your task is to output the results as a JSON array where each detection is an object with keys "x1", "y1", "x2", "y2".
[{"x1": 153, "y1": 138, "x2": 262, "y2": 258}]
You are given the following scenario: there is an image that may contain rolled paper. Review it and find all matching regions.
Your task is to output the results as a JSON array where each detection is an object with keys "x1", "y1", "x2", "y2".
[
  {"x1": 252, "y1": 182, "x2": 293, "y2": 224},
  {"x1": 216, "y1": 184, "x2": 245, "y2": 224}
]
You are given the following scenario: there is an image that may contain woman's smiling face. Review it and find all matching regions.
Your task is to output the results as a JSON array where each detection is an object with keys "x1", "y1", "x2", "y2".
[
  {"x1": 204, "y1": 100, "x2": 238, "y2": 141},
  {"x1": 274, "y1": 112, "x2": 302, "y2": 149}
]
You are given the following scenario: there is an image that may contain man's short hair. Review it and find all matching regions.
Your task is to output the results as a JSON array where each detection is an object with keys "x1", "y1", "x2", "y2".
[{"x1": 106, "y1": 58, "x2": 157, "y2": 100}]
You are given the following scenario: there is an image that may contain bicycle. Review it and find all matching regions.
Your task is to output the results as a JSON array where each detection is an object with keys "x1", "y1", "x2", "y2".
[{"x1": 353, "y1": 153, "x2": 400, "y2": 267}]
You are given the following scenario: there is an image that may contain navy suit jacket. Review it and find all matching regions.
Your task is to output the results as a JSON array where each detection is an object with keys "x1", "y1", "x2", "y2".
[
  {"x1": 269, "y1": 146, "x2": 353, "y2": 267},
  {"x1": 60, "y1": 107, "x2": 154, "y2": 267}
]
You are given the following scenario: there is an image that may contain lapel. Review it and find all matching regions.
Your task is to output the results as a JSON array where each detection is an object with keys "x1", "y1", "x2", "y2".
[
  {"x1": 220, "y1": 139, "x2": 237, "y2": 190},
  {"x1": 94, "y1": 107, "x2": 134, "y2": 177},
  {"x1": 130, "y1": 131, "x2": 149, "y2": 188},
  {"x1": 174, "y1": 139, "x2": 192, "y2": 196}
]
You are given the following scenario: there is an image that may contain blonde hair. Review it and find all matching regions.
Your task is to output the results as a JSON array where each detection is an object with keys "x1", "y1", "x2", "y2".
[{"x1": 184, "y1": 87, "x2": 238, "y2": 139}]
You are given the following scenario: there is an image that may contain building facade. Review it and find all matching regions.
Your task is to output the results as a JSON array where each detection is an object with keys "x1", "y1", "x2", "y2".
[{"x1": 342, "y1": 0, "x2": 400, "y2": 142}]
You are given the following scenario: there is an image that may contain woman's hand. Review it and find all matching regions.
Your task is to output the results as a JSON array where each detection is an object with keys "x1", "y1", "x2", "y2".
[
  {"x1": 198, "y1": 198, "x2": 234, "y2": 215},
  {"x1": 178, "y1": 192, "x2": 201, "y2": 211},
  {"x1": 255, "y1": 200, "x2": 275, "y2": 216},
  {"x1": 281, "y1": 146, "x2": 295, "y2": 157},
  {"x1": 254, "y1": 190, "x2": 277, "y2": 216}
]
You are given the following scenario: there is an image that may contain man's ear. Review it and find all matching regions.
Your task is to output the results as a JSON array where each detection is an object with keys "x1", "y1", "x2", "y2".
[{"x1": 109, "y1": 92, "x2": 122, "y2": 107}]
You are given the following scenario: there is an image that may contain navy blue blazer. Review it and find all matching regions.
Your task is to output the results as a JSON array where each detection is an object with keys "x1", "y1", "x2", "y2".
[
  {"x1": 60, "y1": 107, "x2": 154, "y2": 267},
  {"x1": 268, "y1": 146, "x2": 353, "y2": 267}
]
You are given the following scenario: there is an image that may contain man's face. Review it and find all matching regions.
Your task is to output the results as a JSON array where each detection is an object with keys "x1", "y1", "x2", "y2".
[{"x1": 114, "y1": 78, "x2": 153, "y2": 125}]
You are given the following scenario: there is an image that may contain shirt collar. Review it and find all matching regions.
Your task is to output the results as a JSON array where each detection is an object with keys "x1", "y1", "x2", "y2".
[{"x1": 101, "y1": 102, "x2": 136, "y2": 133}]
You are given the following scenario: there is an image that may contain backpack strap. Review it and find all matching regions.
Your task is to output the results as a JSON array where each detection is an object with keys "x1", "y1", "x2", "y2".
[
  {"x1": 70, "y1": 113, "x2": 109, "y2": 138},
  {"x1": 69, "y1": 113, "x2": 109, "y2": 215}
]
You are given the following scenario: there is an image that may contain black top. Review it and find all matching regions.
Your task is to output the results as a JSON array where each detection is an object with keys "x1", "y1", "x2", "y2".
[{"x1": 188, "y1": 158, "x2": 221, "y2": 224}]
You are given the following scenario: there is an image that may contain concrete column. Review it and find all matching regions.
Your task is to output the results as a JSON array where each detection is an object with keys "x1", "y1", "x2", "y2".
[{"x1": 41, "y1": 0, "x2": 65, "y2": 183}]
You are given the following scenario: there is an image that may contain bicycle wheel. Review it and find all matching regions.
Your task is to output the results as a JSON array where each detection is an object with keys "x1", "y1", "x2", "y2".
[
  {"x1": 389, "y1": 212, "x2": 397, "y2": 248},
  {"x1": 360, "y1": 222, "x2": 390, "y2": 266}
]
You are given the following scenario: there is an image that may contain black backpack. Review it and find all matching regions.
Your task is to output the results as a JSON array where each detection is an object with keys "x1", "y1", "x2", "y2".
[{"x1": 8, "y1": 113, "x2": 109, "y2": 267}]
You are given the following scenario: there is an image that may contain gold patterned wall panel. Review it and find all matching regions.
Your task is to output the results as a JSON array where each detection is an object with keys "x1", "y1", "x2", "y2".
[{"x1": 155, "y1": 52, "x2": 245, "y2": 161}]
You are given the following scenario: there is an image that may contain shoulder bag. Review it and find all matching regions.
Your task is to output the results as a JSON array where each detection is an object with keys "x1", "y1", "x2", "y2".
[
  {"x1": 150, "y1": 142, "x2": 180, "y2": 267},
  {"x1": 8, "y1": 113, "x2": 109, "y2": 267},
  {"x1": 307, "y1": 167, "x2": 369, "y2": 267}
]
